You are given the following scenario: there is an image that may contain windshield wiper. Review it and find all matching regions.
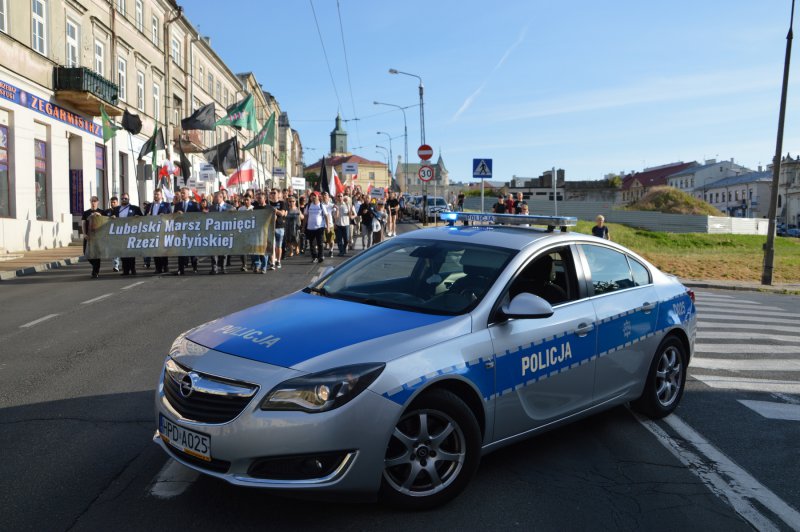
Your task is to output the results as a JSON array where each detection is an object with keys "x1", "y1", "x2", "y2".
[{"x1": 304, "y1": 286, "x2": 329, "y2": 297}]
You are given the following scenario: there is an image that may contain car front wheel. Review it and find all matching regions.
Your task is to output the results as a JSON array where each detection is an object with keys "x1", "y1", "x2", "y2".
[
  {"x1": 632, "y1": 335, "x2": 687, "y2": 419},
  {"x1": 380, "y1": 389, "x2": 481, "y2": 509}
]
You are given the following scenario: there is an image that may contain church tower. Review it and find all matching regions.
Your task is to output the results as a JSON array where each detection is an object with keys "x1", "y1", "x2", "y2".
[{"x1": 330, "y1": 113, "x2": 348, "y2": 155}]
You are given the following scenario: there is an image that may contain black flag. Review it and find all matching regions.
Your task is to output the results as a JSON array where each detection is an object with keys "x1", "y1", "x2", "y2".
[
  {"x1": 390, "y1": 178, "x2": 402, "y2": 193},
  {"x1": 138, "y1": 127, "x2": 165, "y2": 160},
  {"x1": 181, "y1": 102, "x2": 216, "y2": 131},
  {"x1": 177, "y1": 138, "x2": 191, "y2": 182},
  {"x1": 203, "y1": 137, "x2": 238, "y2": 174},
  {"x1": 318, "y1": 157, "x2": 330, "y2": 194},
  {"x1": 121, "y1": 109, "x2": 142, "y2": 135}
]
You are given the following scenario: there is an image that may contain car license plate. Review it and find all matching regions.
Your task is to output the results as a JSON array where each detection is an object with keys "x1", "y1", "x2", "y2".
[{"x1": 159, "y1": 414, "x2": 211, "y2": 462}]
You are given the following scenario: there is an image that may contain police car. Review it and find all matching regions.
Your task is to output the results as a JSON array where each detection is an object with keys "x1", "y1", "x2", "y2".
[{"x1": 154, "y1": 212, "x2": 695, "y2": 509}]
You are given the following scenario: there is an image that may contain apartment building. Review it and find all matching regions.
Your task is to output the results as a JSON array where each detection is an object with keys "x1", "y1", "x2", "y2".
[{"x1": 0, "y1": 0, "x2": 292, "y2": 252}]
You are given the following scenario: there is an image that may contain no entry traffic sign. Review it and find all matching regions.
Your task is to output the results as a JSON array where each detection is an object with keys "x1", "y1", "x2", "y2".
[
  {"x1": 418, "y1": 144, "x2": 433, "y2": 161},
  {"x1": 418, "y1": 165, "x2": 434, "y2": 182}
]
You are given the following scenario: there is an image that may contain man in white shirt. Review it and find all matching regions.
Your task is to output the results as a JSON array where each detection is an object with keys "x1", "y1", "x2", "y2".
[{"x1": 304, "y1": 192, "x2": 328, "y2": 263}]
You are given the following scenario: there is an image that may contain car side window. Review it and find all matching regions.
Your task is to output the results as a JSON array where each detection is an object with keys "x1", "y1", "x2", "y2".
[
  {"x1": 508, "y1": 246, "x2": 577, "y2": 305},
  {"x1": 628, "y1": 256, "x2": 651, "y2": 286},
  {"x1": 581, "y1": 245, "x2": 635, "y2": 295}
]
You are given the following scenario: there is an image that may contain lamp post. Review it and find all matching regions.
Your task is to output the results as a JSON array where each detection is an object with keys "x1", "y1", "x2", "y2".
[
  {"x1": 373, "y1": 101, "x2": 410, "y2": 194},
  {"x1": 763, "y1": 0, "x2": 795, "y2": 285},
  {"x1": 375, "y1": 145, "x2": 390, "y2": 167}
]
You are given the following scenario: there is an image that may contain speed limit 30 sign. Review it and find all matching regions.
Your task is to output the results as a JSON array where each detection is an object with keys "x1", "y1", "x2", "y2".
[{"x1": 418, "y1": 165, "x2": 434, "y2": 182}]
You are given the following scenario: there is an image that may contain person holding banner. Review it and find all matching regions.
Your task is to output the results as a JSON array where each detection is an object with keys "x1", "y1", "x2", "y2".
[
  {"x1": 174, "y1": 187, "x2": 200, "y2": 275},
  {"x1": 82, "y1": 196, "x2": 106, "y2": 279},
  {"x1": 209, "y1": 191, "x2": 230, "y2": 274},
  {"x1": 268, "y1": 189, "x2": 288, "y2": 270},
  {"x1": 112, "y1": 193, "x2": 144, "y2": 275},
  {"x1": 105, "y1": 196, "x2": 121, "y2": 272},
  {"x1": 144, "y1": 188, "x2": 173, "y2": 274}
]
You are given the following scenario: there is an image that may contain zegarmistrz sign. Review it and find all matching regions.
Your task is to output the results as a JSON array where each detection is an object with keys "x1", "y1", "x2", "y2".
[{"x1": 87, "y1": 208, "x2": 274, "y2": 259}]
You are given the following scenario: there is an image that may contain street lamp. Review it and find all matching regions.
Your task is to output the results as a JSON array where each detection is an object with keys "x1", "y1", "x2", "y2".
[
  {"x1": 373, "y1": 101, "x2": 410, "y2": 194},
  {"x1": 388, "y1": 69, "x2": 425, "y2": 145},
  {"x1": 375, "y1": 145, "x2": 390, "y2": 168},
  {"x1": 377, "y1": 131, "x2": 401, "y2": 179}
]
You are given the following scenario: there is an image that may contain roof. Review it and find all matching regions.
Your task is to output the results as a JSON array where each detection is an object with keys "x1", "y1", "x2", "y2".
[
  {"x1": 305, "y1": 154, "x2": 386, "y2": 170},
  {"x1": 621, "y1": 161, "x2": 696, "y2": 191},
  {"x1": 668, "y1": 160, "x2": 750, "y2": 178},
  {"x1": 704, "y1": 171, "x2": 772, "y2": 189}
]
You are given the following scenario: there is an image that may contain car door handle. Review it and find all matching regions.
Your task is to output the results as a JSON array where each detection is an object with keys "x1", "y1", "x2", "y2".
[
  {"x1": 575, "y1": 323, "x2": 594, "y2": 337},
  {"x1": 642, "y1": 302, "x2": 657, "y2": 313}
]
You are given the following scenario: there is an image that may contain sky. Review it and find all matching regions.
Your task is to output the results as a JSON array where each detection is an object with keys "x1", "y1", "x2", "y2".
[{"x1": 183, "y1": 0, "x2": 800, "y2": 183}]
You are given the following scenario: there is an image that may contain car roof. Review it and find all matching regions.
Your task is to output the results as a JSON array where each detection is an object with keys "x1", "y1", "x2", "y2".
[{"x1": 397, "y1": 225, "x2": 597, "y2": 250}]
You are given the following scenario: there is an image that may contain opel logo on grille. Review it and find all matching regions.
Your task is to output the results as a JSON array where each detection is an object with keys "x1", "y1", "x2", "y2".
[{"x1": 180, "y1": 374, "x2": 195, "y2": 398}]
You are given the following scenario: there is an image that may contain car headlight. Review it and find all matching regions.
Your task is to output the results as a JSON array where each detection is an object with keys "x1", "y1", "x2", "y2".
[{"x1": 261, "y1": 363, "x2": 385, "y2": 413}]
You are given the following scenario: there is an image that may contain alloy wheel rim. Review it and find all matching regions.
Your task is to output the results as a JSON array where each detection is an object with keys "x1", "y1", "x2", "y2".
[
  {"x1": 655, "y1": 346, "x2": 683, "y2": 407},
  {"x1": 383, "y1": 409, "x2": 466, "y2": 497}
]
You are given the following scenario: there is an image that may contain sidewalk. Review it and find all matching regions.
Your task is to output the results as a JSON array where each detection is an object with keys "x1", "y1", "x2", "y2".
[
  {"x1": 0, "y1": 244, "x2": 85, "y2": 281},
  {"x1": 2, "y1": 243, "x2": 799, "y2": 294}
]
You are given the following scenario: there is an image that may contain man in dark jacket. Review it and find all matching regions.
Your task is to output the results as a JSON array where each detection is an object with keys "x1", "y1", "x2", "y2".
[
  {"x1": 111, "y1": 193, "x2": 144, "y2": 275},
  {"x1": 144, "y1": 188, "x2": 172, "y2": 273},
  {"x1": 173, "y1": 187, "x2": 200, "y2": 274}
]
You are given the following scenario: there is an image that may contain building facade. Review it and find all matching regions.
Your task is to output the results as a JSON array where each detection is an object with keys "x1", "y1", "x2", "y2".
[
  {"x1": 667, "y1": 158, "x2": 751, "y2": 197},
  {"x1": 394, "y1": 153, "x2": 449, "y2": 194},
  {"x1": 702, "y1": 171, "x2": 772, "y2": 218},
  {"x1": 0, "y1": 0, "x2": 292, "y2": 252}
]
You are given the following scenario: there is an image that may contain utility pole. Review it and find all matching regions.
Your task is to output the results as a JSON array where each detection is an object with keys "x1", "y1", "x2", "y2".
[{"x1": 763, "y1": 0, "x2": 795, "y2": 285}]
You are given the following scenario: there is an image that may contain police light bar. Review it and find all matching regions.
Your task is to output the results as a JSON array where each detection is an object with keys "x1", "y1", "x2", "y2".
[{"x1": 440, "y1": 212, "x2": 578, "y2": 231}]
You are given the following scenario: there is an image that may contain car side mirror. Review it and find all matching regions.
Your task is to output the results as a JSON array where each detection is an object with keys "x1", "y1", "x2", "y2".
[{"x1": 500, "y1": 293, "x2": 554, "y2": 320}]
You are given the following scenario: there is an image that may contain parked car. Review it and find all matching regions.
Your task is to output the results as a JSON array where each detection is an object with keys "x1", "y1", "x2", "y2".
[
  {"x1": 787, "y1": 227, "x2": 800, "y2": 238},
  {"x1": 416, "y1": 196, "x2": 450, "y2": 223},
  {"x1": 154, "y1": 212, "x2": 696, "y2": 509}
]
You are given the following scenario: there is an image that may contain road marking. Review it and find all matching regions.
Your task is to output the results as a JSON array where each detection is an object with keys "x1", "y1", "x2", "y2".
[
  {"x1": 81, "y1": 293, "x2": 114, "y2": 305},
  {"x1": 20, "y1": 314, "x2": 59, "y2": 328},
  {"x1": 699, "y1": 322, "x2": 800, "y2": 334},
  {"x1": 121, "y1": 281, "x2": 146, "y2": 290},
  {"x1": 772, "y1": 392, "x2": 800, "y2": 405},
  {"x1": 699, "y1": 314, "x2": 800, "y2": 325},
  {"x1": 692, "y1": 374, "x2": 800, "y2": 395},
  {"x1": 695, "y1": 302, "x2": 779, "y2": 310},
  {"x1": 697, "y1": 331, "x2": 800, "y2": 343},
  {"x1": 694, "y1": 292, "x2": 736, "y2": 299},
  {"x1": 738, "y1": 400, "x2": 800, "y2": 421},
  {"x1": 691, "y1": 358, "x2": 800, "y2": 372},
  {"x1": 695, "y1": 344, "x2": 800, "y2": 354},
  {"x1": 148, "y1": 459, "x2": 200, "y2": 499},
  {"x1": 635, "y1": 413, "x2": 783, "y2": 531},
  {"x1": 695, "y1": 305, "x2": 797, "y2": 316}
]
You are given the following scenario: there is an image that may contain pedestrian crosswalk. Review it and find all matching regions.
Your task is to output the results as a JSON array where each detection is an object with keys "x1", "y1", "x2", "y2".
[{"x1": 690, "y1": 290, "x2": 800, "y2": 419}]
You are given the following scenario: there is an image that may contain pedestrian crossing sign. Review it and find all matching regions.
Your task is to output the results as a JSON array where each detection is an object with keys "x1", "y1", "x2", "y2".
[{"x1": 473, "y1": 158, "x2": 492, "y2": 178}]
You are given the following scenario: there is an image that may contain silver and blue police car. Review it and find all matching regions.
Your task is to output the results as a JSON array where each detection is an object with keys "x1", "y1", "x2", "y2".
[{"x1": 154, "y1": 213, "x2": 696, "y2": 509}]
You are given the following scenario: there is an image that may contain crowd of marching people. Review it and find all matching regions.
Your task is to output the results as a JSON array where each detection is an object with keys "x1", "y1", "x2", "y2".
[{"x1": 82, "y1": 184, "x2": 403, "y2": 279}]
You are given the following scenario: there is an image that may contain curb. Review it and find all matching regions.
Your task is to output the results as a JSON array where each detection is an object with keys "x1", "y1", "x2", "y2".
[
  {"x1": 0, "y1": 256, "x2": 85, "y2": 281},
  {"x1": 681, "y1": 280, "x2": 800, "y2": 296}
]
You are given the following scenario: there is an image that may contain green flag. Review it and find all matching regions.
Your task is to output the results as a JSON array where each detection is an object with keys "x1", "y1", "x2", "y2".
[
  {"x1": 243, "y1": 112, "x2": 275, "y2": 150},
  {"x1": 100, "y1": 105, "x2": 121, "y2": 143},
  {"x1": 215, "y1": 93, "x2": 259, "y2": 132}
]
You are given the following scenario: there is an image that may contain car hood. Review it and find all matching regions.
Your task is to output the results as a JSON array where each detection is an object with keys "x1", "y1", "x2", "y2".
[{"x1": 186, "y1": 291, "x2": 456, "y2": 369}]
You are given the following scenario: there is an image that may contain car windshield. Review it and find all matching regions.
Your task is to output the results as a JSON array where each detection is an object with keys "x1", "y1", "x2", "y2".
[
  {"x1": 306, "y1": 239, "x2": 517, "y2": 315},
  {"x1": 427, "y1": 198, "x2": 446, "y2": 206}
]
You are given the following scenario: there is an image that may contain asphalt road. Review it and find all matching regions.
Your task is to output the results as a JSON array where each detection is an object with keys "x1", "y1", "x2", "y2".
[{"x1": 1, "y1": 222, "x2": 798, "y2": 531}]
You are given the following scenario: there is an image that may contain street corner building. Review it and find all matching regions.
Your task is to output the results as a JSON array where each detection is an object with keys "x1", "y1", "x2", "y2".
[{"x1": 0, "y1": 0, "x2": 303, "y2": 254}]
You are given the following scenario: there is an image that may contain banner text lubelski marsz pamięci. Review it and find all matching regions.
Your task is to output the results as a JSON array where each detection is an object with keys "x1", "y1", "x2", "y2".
[{"x1": 87, "y1": 208, "x2": 275, "y2": 259}]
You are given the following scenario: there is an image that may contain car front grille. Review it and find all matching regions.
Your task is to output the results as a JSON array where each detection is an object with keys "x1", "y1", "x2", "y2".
[{"x1": 163, "y1": 359, "x2": 259, "y2": 424}]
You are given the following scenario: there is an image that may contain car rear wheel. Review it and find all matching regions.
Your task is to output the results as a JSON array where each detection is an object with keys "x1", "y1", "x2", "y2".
[
  {"x1": 380, "y1": 389, "x2": 481, "y2": 509},
  {"x1": 631, "y1": 335, "x2": 687, "y2": 419}
]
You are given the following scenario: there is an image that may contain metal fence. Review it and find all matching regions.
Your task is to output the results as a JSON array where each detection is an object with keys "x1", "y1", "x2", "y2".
[{"x1": 462, "y1": 198, "x2": 768, "y2": 234}]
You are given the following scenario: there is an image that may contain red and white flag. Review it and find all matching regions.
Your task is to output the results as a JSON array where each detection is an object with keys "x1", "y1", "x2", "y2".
[
  {"x1": 226, "y1": 159, "x2": 255, "y2": 188},
  {"x1": 332, "y1": 168, "x2": 345, "y2": 195}
]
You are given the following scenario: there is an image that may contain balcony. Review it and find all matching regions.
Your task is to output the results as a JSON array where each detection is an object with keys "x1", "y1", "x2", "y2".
[
  {"x1": 174, "y1": 126, "x2": 206, "y2": 153},
  {"x1": 53, "y1": 67, "x2": 122, "y2": 117}
]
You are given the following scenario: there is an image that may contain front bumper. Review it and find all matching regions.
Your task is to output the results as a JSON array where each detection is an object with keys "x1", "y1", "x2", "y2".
[{"x1": 153, "y1": 351, "x2": 403, "y2": 493}]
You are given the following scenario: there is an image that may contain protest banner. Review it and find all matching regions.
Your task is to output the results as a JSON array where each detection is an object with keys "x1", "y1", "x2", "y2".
[{"x1": 87, "y1": 208, "x2": 274, "y2": 259}]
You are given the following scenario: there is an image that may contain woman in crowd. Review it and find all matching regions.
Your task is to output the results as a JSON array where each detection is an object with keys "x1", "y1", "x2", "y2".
[
  {"x1": 285, "y1": 196, "x2": 303, "y2": 257},
  {"x1": 372, "y1": 201, "x2": 387, "y2": 246}
]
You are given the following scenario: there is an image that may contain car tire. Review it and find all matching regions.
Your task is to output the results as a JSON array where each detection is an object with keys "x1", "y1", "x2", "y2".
[
  {"x1": 380, "y1": 389, "x2": 481, "y2": 509},
  {"x1": 631, "y1": 335, "x2": 687, "y2": 419}
]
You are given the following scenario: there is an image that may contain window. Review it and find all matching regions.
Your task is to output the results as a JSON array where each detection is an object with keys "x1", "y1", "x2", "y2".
[
  {"x1": 207, "y1": 73, "x2": 213, "y2": 94},
  {"x1": 136, "y1": 70, "x2": 145, "y2": 111},
  {"x1": 0, "y1": 124, "x2": 9, "y2": 217},
  {"x1": 151, "y1": 15, "x2": 159, "y2": 46},
  {"x1": 116, "y1": 152, "x2": 127, "y2": 197},
  {"x1": 116, "y1": 0, "x2": 124, "y2": 16},
  {"x1": 135, "y1": 0, "x2": 143, "y2": 32},
  {"x1": 0, "y1": 0, "x2": 7, "y2": 33},
  {"x1": 153, "y1": 82, "x2": 160, "y2": 121},
  {"x1": 35, "y1": 138, "x2": 48, "y2": 220},
  {"x1": 215, "y1": 81, "x2": 221, "y2": 101},
  {"x1": 95, "y1": 144, "x2": 106, "y2": 207},
  {"x1": 199, "y1": 64, "x2": 204, "y2": 86},
  {"x1": 581, "y1": 245, "x2": 637, "y2": 295},
  {"x1": 94, "y1": 39, "x2": 104, "y2": 76},
  {"x1": 117, "y1": 57, "x2": 127, "y2": 102},
  {"x1": 171, "y1": 37, "x2": 181, "y2": 64},
  {"x1": 66, "y1": 19, "x2": 79, "y2": 67},
  {"x1": 223, "y1": 87, "x2": 228, "y2": 107},
  {"x1": 32, "y1": 0, "x2": 47, "y2": 55},
  {"x1": 628, "y1": 257, "x2": 651, "y2": 286},
  {"x1": 508, "y1": 248, "x2": 575, "y2": 305}
]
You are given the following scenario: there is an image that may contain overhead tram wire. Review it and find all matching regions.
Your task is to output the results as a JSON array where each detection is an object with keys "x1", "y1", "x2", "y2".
[
  {"x1": 336, "y1": 0, "x2": 362, "y2": 147},
  {"x1": 309, "y1": 0, "x2": 343, "y2": 112},
  {"x1": 291, "y1": 105, "x2": 419, "y2": 123}
]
